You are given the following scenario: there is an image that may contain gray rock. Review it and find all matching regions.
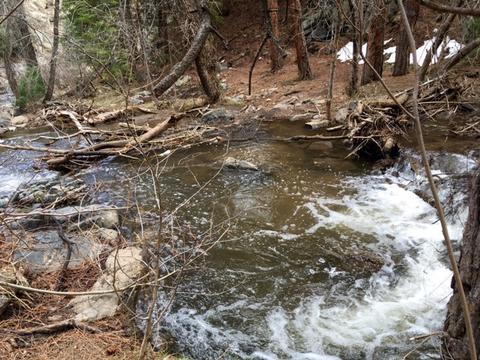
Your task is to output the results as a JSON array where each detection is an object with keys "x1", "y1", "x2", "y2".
[
  {"x1": 11, "y1": 175, "x2": 84, "y2": 208},
  {"x1": 7, "y1": 203, "x2": 120, "y2": 231},
  {"x1": 201, "y1": 108, "x2": 236, "y2": 125},
  {"x1": 12, "y1": 229, "x2": 108, "y2": 273},
  {"x1": 305, "y1": 119, "x2": 330, "y2": 129},
  {"x1": 11, "y1": 115, "x2": 29, "y2": 127},
  {"x1": 175, "y1": 75, "x2": 191, "y2": 87},
  {"x1": 272, "y1": 102, "x2": 292, "y2": 111},
  {"x1": 69, "y1": 247, "x2": 145, "y2": 322},
  {"x1": 290, "y1": 113, "x2": 313, "y2": 122},
  {"x1": 54, "y1": 204, "x2": 120, "y2": 229},
  {"x1": 334, "y1": 107, "x2": 350, "y2": 124},
  {"x1": 97, "y1": 228, "x2": 119, "y2": 244},
  {"x1": 129, "y1": 91, "x2": 152, "y2": 105}
]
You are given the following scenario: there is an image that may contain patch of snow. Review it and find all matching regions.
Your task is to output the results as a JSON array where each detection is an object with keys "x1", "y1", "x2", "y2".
[{"x1": 337, "y1": 36, "x2": 464, "y2": 66}]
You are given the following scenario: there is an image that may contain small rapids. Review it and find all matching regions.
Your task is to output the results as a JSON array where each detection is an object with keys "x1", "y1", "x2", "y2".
[
  {"x1": 0, "y1": 121, "x2": 477, "y2": 359},
  {"x1": 135, "y1": 147, "x2": 477, "y2": 360}
]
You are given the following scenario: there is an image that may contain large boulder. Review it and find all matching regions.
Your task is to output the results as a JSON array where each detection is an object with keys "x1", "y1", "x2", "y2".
[
  {"x1": 11, "y1": 115, "x2": 29, "y2": 127},
  {"x1": 12, "y1": 229, "x2": 109, "y2": 273},
  {"x1": 69, "y1": 247, "x2": 145, "y2": 322},
  {"x1": 6, "y1": 204, "x2": 120, "y2": 231}
]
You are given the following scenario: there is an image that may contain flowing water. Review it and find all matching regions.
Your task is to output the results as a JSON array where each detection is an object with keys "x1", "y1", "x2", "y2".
[{"x1": 0, "y1": 120, "x2": 478, "y2": 359}]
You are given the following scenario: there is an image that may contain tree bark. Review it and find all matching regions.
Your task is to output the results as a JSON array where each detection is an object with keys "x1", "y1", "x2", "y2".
[
  {"x1": 290, "y1": 0, "x2": 313, "y2": 80},
  {"x1": 3, "y1": 38, "x2": 19, "y2": 98},
  {"x1": 326, "y1": 22, "x2": 340, "y2": 122},
  {"x1": 44, "y1": 0, "x2": 61, "y2": 101},
  {"x1": 152, "y1": 6, "x2": 211, "y2": 96},
  {"x1": 444, "y1": 168, "x2": 480, "y2": 359},
  {"x1": 195, "y1": 41, "x2": 220, "y2": 102},
  {"x1": 361, "y1": 0, "x2": 386, "y2": 85},
  {"x1": 392, "y1": 0, "x2": 420, "y2": 76},
  {"x1": 347, "y1": 0, "x2": 361, "y2": 96},
  {"x1": 267, "y1": 0, "x2": 283, "y2": 72}
]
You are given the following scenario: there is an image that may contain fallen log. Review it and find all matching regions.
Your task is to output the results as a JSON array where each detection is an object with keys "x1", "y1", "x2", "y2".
[
  {"x1": 46, "y1": 114, "x2": 183, "y2": 167},
  {"x1": 152, "y1": 4, "x2": 212, "y2": 97}
]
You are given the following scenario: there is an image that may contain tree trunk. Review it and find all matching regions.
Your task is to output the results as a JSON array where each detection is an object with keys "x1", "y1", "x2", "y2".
[
  {"x1": 152, "y1": 6, "x2": 211, "y2": 96},
  {"x1": 392, "y1": 0, "x2": 420, "y2": 76},
  {"x1": 267, "y1": 0, "x2": 283, "y2": 72},
  {"x1": 195, "y1": 41, "x2": 220, "y2": 102},
  {"x1": 347, "y1": 0, "x2": 361, "y2": 96},
  {"x1": 290, "y1": 0, "x2": 313, "y2": 80},
  {"x1": 326, "y1": 22, "x2": 340, "y2": 122},
  {"x1": 3, "y1": 40, "x2": 19, "y2": 98},
  {"x1": 361, "y1": 0, "x2": 386, "y2": 85},
  {"x1": 44, "y1": 0, "x2": 61, "y2": 101},
  {"x1": 444, "y1": 168, "x2": 480, "y2": 359}
]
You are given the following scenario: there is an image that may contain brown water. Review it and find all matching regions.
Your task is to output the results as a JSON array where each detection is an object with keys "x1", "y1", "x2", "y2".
[{"x1": 0, "y1": 120, "x2": 478, "y2": 360}]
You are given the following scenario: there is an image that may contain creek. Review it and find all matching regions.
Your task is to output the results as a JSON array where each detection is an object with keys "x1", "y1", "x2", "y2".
[{"x1": 0, "y1": 117, "x2": 478, "y2": 359}]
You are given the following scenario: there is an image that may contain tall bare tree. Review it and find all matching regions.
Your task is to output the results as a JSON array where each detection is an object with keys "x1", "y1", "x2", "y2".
[
  {"x1": 266, "y1": 0, "x2": 283, "y2": 72},
  {"x1": 392, "y1": 0, "x2": 420, "y2": 76},
  {"x1": 346, "y1": 0, "x2": 362, "y2": 95},
  {"x1": 361, "y1": 0, "x2": 386, "y2": 85},
  {"x1": 444, "y1": 168, "x2": 480, "y2": 359},
  {"x1": 290, "y1": 0, "x2": 313, "y2": 80},
  {"x1": 195, "y1": 40, "x2": 220, "y2": 102},
  {"x1": 44, "y1": 0, "x2": 61, "y2": 101}
]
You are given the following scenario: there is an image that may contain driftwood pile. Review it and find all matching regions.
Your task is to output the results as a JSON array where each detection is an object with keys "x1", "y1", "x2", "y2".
[
  {"x1": 292, "y1": 77, "x2": 471, "y2": 159},
  {"x1": 0, "y1": 105, "x2": 224, "y2": 169}
]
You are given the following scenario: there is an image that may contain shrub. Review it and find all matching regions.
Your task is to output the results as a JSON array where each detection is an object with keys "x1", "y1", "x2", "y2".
[{"x1": 16, "y1": 66, "x2": 46, "y2": 110}]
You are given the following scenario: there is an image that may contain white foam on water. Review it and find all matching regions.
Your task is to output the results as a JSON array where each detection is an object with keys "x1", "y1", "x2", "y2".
[
  {"x1": 0, "y1": 174, "x2": 24, "y2": 194},
  {"x1": 154, "y1": 154, "x2": 473, "y2": 359},
  {"x1": 255, "y1": 175, "x2": 463, "y2": 359}
]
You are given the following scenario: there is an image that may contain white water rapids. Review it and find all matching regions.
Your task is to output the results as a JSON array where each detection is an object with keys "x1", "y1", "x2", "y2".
[{"x1": 147, "y1": 152, "x2": 476, "y2": 360}]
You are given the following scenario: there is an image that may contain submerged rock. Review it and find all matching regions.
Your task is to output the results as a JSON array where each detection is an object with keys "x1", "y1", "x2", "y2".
[
  {"x1": 69, "y1": 246, "x2": 145, "y2": 322},
  {"x1": 11, "y1": 175, "x2": 86, "y2": 208},
  {"x1": 323, "y1": 245, "x2": 385, "y2": 277},
  {"x1": 223, "y1": 157, "x2": 259, "y2": 171},
  {"x1": 308, "y1": 141, "x2": 334, "y2": 151}
]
